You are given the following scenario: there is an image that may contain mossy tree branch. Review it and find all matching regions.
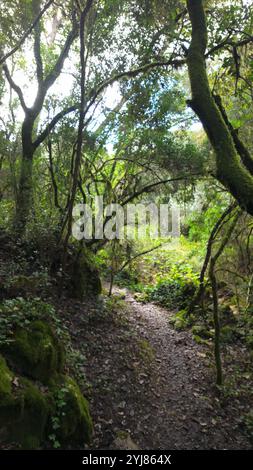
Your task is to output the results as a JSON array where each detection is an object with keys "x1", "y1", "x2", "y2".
[
  {"x1": 213, "y1": 95, "x2": 253, "y2": 176},
  {"x1": 186, "y1": 0, "x2": 253, "y2": 216}
]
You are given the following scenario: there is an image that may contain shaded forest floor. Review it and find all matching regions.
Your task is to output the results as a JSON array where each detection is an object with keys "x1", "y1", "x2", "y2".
[
  {"x1": 60, "y1": 286, "x2": 252, "y2": 450},
  {"x1": 0, "y1": 232, "x2": 252, "y2": 450}
]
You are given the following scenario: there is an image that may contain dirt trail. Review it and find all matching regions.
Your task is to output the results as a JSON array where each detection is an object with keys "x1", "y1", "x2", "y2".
[
  {"x1": 66, "y1": 288, "x2": 252, "y2": 450},
  {"x1": 122, "y1": 292, "x2": 250, "y2": 449}
]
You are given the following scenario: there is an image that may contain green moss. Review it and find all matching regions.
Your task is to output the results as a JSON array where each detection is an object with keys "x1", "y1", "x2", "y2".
[
  {"x1": 10, "y1": 378, "x2": 50, "y2": 449},
  {"x1": 0, "y1": 355, "x2": 23, "y2": 427},
  {"x1": 70, "y1": 251, "x2": 102, "y2": 300},
  {"x1": 187, "y1": 0, "x2": 253, "y2": 216},
  {"x1": 0, "y1": 311, "x2": 93, "y2": 449},
  {"x1": 0, "y1": 354, "x2": 13, "y2": 397},
  {"x1": 0, "y1": 355, "x2": 49, "y2": 449},
  {"x1": 193, "y1": 335, "x2": 209, "y2": 345},
  {"x1": 170, "y1": 309, "x2": 193, "y2": 331},
  {"x1": 3, "y1": 320, "x2": 64, "y2": 384},
  {"x1": 50, "y1": 375, "x2": 93, "y2": 445},
  {"x1": 192, "y1": 324, "x2": 213, "y2": 339},
  {"x1": 0, "y1": 357, "x2": 93, "y2": 449}
]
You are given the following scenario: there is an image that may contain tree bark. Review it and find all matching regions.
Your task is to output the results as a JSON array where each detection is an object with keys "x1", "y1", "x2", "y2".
[
  {"x1": 15, "y1": 115, "x2": 35, "y2": 230},
  {"x1": 186, "y1": 0, "x2": 253, "y2": 216}
]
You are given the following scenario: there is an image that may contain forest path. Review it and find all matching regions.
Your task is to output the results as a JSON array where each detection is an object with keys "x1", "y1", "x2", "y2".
[
  {"x1": 119, "y1": 290, "x2": 250, "y2": 450},
  {"x1": 66, "y1": 286, "x2": 251, "y2": 450}
]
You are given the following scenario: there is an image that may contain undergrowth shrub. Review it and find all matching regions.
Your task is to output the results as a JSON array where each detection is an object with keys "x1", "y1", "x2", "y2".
[{"x1": 145, "y1": 265, "x2": 199, "y2": 310}]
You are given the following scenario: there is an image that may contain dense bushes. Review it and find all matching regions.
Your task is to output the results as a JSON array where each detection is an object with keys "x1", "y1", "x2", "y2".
[
  {"x1": 146, "y1": 276, "x2": 197, "y2": 310},
  {"x1": 134, "y1": 260, "x2": 199, "y2": 311}
]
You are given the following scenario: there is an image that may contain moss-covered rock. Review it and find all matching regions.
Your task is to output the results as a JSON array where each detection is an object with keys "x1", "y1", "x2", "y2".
[
  {"x1": 0, "y1": 311, "x2": 93, "y2": 449},
  {"x1": 70, "y1": 251, "x2": 102, "y2": 300},
  {"x1": 0, "y1": 354, "x2": 93, "y2": 449},
  {"x1": 0, "y1": 355, "x2": 23, "y2": 428},
  {"x1": 0, "y1": 355, "x2": 50, "y2": 449},
  {"x1": 49, "y1": 375, "x2": 92, "y2": 445},
  {"x1": 10, "y1": 378, "x2": 50, "y2": 449},
  {"x1": 2, "y1": 320, "x2": 64, "y2": 384}
]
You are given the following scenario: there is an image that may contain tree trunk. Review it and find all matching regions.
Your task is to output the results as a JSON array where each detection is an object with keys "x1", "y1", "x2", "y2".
[
  {"x1": 4, "y1": 1, "x2": 78, "y2": 235},
  {"x1": 209, "y1": 258, "x2": 223, "y2": 385},
  {"x1": 186, "y1": 0, "x2": 253, "y2": 216},
  {"x1": 15, "y1": 115, "x2": 35, "y2": 232}
]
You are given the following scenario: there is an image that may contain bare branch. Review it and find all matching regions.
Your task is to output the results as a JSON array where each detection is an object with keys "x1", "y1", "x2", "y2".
[
  {"x1": 34, "y1": 104, "x2": 78, "y2": 148},
  {"x1": 206, "y1": 35, "x2": 253, "y2": 58},
  {"x1": 2, "y1": 64, "x2": 28, "y2": 112},
  {"x1": 43, "y1": 26, "x2": 78, "y2": 89},
  {"x1": 84, "y1": 54, "x2": 184, "y2": 119},
  {"x1": 119, "y1": 244, "x2": 162, "y2": 273},
  {"x1": 122, "y1": 173, "x2": 203, "y2": 206}
]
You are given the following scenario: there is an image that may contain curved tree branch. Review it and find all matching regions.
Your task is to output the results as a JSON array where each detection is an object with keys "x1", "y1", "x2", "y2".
[
  {"x1": 213, "y1": 94, "x2": 253, "y2": 176},
  {"x1": 34, "y1": 104, "x2": 78, "y2": 148},
  {"x1": 186, "y1": 0, "x2": 253, "y2": 216},
  {"x1": 2, "y1": 64, "x2": 28, "y2": 112}
]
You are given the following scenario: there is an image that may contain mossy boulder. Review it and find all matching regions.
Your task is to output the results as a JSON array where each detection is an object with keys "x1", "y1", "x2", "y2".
[
  {"x1": 0, "y1": 355, "x2": 50, "y2": 449},
  {"x1": 2, "y1": 320, "x2": 64, "y2": 384},
  {"x1": 70, "y1": 251, "x2": 102, "y2": 300},
  {"x1": 0, "y1": 355, "x2": 23, "y2": 427},
  {"x1": 10, "y1": 378, "x2": 50, "y2": 449},
  {"x1": 0, "y1": 355, "x2": 93, "y2": 448},
  {"x1": 0, "y1": 312, "x2": 93, "y2": 449},
  {"x1": 50, "y1": 375, "x2": 93, "y2": 445}
]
